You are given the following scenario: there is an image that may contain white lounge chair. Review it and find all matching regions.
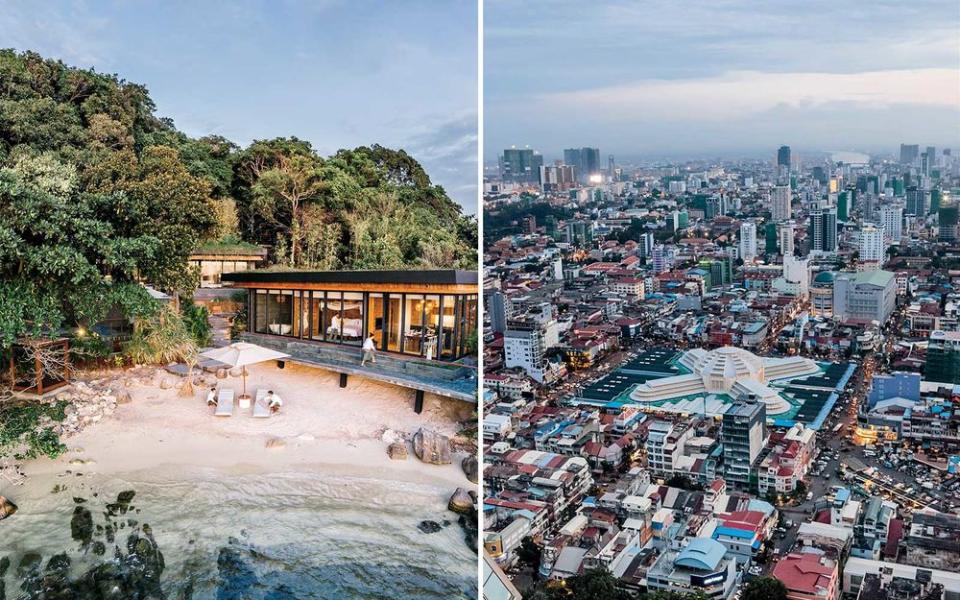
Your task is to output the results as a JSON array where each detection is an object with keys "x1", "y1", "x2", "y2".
[
  {"x1": 215, "y1": 388, "x2": 234, "y2": 416},
  {"x1": 253, "y1": 389, "x2": 271, "y2": 418}
]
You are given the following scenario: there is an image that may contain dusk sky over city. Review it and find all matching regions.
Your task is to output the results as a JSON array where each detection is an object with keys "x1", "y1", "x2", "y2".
[
  {"x1": 1, "y1": 0, "x2": 479, "y2": 211},
  {"x1": 485, "y1": 0, "x2": 960, "y2": 162}
]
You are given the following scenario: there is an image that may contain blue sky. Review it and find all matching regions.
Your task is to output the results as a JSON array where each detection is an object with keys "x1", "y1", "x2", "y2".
[
  {"x1": 485, "y1": 0, "x2": 960, "y2": 163},
  {"x1": 2, "y1": 0, "x2": 478, "y2": 211}
]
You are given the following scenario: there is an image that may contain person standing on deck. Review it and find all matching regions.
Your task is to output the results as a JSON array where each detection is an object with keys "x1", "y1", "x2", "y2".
[{"x1": 361, "y1": 333, "x2": 377, "y2": 366}]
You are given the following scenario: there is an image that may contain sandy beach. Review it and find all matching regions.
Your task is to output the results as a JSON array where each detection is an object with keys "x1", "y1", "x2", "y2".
[{"x1": 1, "y1": 361, "x2": 479, "y2": 599}]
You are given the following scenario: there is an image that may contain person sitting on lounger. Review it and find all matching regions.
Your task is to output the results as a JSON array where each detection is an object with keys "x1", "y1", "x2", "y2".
[
  {"x1": 266, "y1": 390, "x2": 283, "y2": 413},
  {"x1": 206, "y1": 386, "x2": 217, "y2": 407}
]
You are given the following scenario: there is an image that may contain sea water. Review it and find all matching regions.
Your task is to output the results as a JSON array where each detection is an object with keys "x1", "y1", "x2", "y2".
[{"x1": 0, "y1": 464, "x2": 477, "y2": 599}]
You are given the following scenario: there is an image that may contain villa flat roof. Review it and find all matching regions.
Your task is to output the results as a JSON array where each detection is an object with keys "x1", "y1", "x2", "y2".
[{"x1": 223, "y1": 269, "x2": 478, "y2": 286}]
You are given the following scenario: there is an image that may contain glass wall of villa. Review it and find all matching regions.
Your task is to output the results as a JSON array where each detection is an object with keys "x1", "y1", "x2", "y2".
[{"x1": 231, "y1": 270, "x2": 478, "y2": 361}]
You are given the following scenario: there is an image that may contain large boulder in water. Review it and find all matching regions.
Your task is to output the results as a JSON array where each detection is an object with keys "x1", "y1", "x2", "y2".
[
  {"x1": 461, "y1": 455, "x2": 478, "y2": 484},
  {"x1": 447, "y1": 487, "x2": 474, "y2": 515},
  {"x1": 0, "y1": 496, "x2": 17, "y2": 520},
  {"x1": 412, "y1": 429, "x2": 451, "y2": 465}
]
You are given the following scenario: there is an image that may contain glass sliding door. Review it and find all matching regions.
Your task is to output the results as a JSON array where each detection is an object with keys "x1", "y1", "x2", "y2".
[
  {"x1": 424, "y1": 294, "x2": 440, "y2": 360},
  {"x1": 367, "y1": 293, "x2": 385, "y2": 351},
  {"x1": 403, "y1": 294, "x2": 425, "y2": 355},
  {"x1": 255, "y1": 290, "x2": 269, "y2": 333},
  {"x1": 440, "y1": 295, "x2": 457, "y2": 358},
  {"x1": 311, "y1": 291, "x2": 325, "y2": 340},
  {"x1": 267, "y1": 290, "x2": 294, "y2": 335},
  {"x1": 386, "y1": 294, "x2": 402, "y2": 352},
  {"x1": 322, "y1": 291, "x2": 342, "y2": 342},
  {"x1": 462, "y1": 294, "x2": 477, "y2": 357},
  {"x1": 341, "y1": 292, "x2": 364, "y2": 346}
]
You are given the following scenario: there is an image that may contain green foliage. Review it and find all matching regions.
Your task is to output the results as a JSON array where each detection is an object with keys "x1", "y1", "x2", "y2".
[
  {"x1": 524, "y1": 569, "x2": 634, "y2": 600},
  {"x1": 741, "y1": 576, "x2": 788, "y2": 600},
  {"x1": 233, "y1": 141, "x2": 476, "y2": 270},
  {"x1": 123, "y1": 306, "x2": 197, "y2": 365},
  {"x1": 181, "y1": 302, "x2": 212, "y2": 347},
  {"x1": 0, "y1": 399, "x2": 69, "y2": 459},
  {"x1": 70, "y1": 331, "x2": 111, "y2": 361}
]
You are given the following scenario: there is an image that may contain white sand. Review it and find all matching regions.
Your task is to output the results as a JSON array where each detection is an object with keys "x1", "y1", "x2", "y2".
[{"x1": 22, "y1": 361, "x2": 476, "y2": 490}]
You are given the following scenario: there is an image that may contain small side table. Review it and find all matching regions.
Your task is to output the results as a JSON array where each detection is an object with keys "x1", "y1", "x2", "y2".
[{"x1": 238, "y1": 395, "x2": 251, "y2": 410}]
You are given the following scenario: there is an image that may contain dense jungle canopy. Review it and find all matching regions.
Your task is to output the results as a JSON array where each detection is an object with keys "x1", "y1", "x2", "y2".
[{"x1": 0, "y1": 49, "x2": 477, "y2": 347}]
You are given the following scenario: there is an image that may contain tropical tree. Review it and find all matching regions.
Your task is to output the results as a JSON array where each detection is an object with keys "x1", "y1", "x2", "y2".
[{"x1": 741, "y1": 576, "x2": 788, "y2": 600}]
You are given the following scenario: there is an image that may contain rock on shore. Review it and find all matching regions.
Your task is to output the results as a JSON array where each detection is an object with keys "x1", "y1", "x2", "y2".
[
  {"x1": 412, "y1": 428, "x2": 451, "y2": 465},
  {"x1": 0, "y1": 496, "x2": 17, "y2": 520}
]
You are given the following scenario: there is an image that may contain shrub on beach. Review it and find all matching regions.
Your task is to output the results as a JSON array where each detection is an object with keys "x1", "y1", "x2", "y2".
[
  {"x1": 123, "y1": 307, "x2": 198, "y2": 366},
  {"x1": 0, "y1": 399, "x2": 68, "y2": 459}
]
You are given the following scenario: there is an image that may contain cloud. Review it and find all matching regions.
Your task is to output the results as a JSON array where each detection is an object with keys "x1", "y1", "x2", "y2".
[
  {"x1": 404, "y1": 113, "x2": 478, "y2": 213},
  {"x1": 540, "y1": 69, "x2": 959, "y2": 122}
]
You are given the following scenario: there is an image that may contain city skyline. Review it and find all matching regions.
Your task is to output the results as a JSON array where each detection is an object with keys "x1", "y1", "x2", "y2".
[
  {"x1": 485, "y1": 0, "x2": 960, "y2": 162},
  {"x1": 2, "y1": 0, "x2": 479, "y2": 212}
]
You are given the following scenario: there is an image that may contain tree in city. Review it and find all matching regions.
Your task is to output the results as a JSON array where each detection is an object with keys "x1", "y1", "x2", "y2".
[
  {"x1": 741, "y1": 576, "x2": 788, "y2": 600},
  {"x1": 525, "y1": 569, "x2": 634, "y2": 600}
]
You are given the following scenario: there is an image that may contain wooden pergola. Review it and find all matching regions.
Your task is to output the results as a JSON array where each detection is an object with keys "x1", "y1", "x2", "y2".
[{"x1": 6, "y1": 337, "x2": 71, "y2": 395}]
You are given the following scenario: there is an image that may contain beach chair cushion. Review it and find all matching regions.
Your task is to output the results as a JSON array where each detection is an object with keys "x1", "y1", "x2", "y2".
[
  {"x1": 253, "y1": 391, "x2": 271, "y2": 418},
  {"x1": 215, "y1": 388, "x2": 234, "y2": 416}
]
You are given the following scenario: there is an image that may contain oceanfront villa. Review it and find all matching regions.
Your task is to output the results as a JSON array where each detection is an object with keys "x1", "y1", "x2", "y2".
[
  {"x1": 574, "y1": 347, "x2": 855, "y2": 430},
  {"x1": 222, "y1": 269, "x2": 479, "y2": 407}
]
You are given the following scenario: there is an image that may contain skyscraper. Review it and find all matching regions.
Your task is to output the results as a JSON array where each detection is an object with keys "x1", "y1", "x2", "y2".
[
  {"x1": 739, "y1": 220, "x2": 758, "y2": 261},
  {"x1": 777, "y1": 145, "x2": 791, "y2": 170},
  {"x1": 500, "y1": 147, "x2": 543, "y2": 183},
  {"x1": 809, "y1": 208, "x2": 837, "y2": 254},
  {"x1": 771, "y1": 185, "x2": 791, "y2": 221},
  {"x1": 880, "y1": 204, "x2": 903, "y2": 244},
  {"x1": 608, "y1": 154, "x2": 615, "y2": 177},
  {"x1": 939, "y1": 205, "x2": 959, "y2": 243},
  {"x1": 779, "y1": 221, "x2": 796, "y2": 257},
  {"x1": 899, "y1": 144, "x2": 920, "y2": 165},
  {"x1": 859, "y1": 224, "x2": 885, "y2": 263},
  {"x1": 722, "y1": 400, "x2": 767, "y2": 489},
  {"x1": 563, "y1": 147, "x2": 601, "y2": 183}
]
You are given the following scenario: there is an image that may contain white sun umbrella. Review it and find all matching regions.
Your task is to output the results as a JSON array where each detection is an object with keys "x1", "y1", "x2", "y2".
[{"x1": 199, "y1": 342, "x2": 290, "y2": 399}]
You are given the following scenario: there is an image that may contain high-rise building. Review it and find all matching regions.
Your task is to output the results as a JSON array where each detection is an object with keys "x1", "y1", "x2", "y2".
[
  {"x1": 924, "y1": 330, "x2": 960, "y2": 384},
  {"x1": 930, "y1": 189, "x2": 943, "y2": 214},
  {"x1": 503, "y1": 321, "x2": 548, "y2": 383},
  {"x1": 779, "y1": 221, "x2": 796, "y2": 257},
  {"x1": 899, "y1": 144, "x2": 920, "y2": 165},
  {"x1": 859, "y1": 224, "x2": 885, "y2": 263},
  {"x1": 722, "y1": 400, "x2": 767, "y2": 489},
  {"x1": 638, "y1": 232, "x2": 655, "y2": 258},
  {"x1": 487, "y1": 290, "x2": 510, "y2": 334},
  {"x1": 837, "y1": 191, "x2": 849, "y2": 221},
  {"x1": 500, "y1": 148, "x2": 543, "y2": 183},
  {"x1": 764, "y1": 221, "x2": 779, "y2": 256},
  {"x1": 809, "y1": 208, "x2": 838, "y2": 254},
  {"x1": 939, "y1": 205, "x2": 959, "y2": 242},
  {"x1": 905, "y1": 186, "x2": 929, "y2": 216},
  {"x1": 651, "y1": 245, "x2": 672, "y2": 273},
  {"x1": 608, "y1": 155, "x2": 615, "y2": 177},
  {"x1": 879, "y1": 205, "x2": 903, "y2": 244},
  {"x1": 539, "y1": 164, "x2": 577, "y2": 191},
  {"x1": 739, "y1": 221, "x2": 758, "y2": 261},
  {"x1": 771, "y1": 185, "x2": 791, "y2": 221},
  {"x1": 777, "y1": 145, "x2": 791, "y2": 170},
  {"x1": 563, "y1": 147, "x2": 601, "y2": 183}
]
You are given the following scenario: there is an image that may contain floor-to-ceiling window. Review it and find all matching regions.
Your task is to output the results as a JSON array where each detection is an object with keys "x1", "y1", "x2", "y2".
[
  {"x1": 424, "y1": 294, "x2": 441, "y2": 359},
  {"x1": 254, "y1": 290, "x2": 269, "y2": 334},
  {"x1": 367, "y1": 293, "x2": 385, "y2": 350},
  {"x1": 440, "y1": 295, "x2": 457, "y2": 359},
  {"x1": 341, "y1": 292, "x2": 364, "y2": 346},
  {"x1": 403, "y1": 294, "x2": 425, "y2": 355},
  {"x1": 386, "y1": 294, "x2": 402, "y2": 352},
  {"x1": 265, "y1": 290, "x2": 293, "y2": 335}
]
